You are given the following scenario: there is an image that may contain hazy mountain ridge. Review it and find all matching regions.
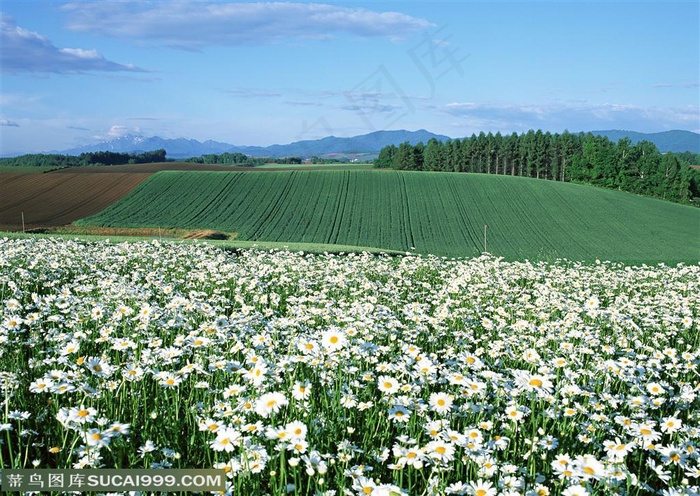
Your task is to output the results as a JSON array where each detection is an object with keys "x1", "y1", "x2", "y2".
[
  {"x1": 51, "y1": 129, "x2": 699, "y2": 159},
  {"x1": 57, "y1": 130, "x2": 451, "y2": 159},
  {"x1": 590, "y1": 130, "x2": 700, "y2": 153}
]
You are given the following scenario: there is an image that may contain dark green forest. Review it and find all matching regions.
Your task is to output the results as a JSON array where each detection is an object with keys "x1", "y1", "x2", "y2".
[
  {"x1": 0, "y1": 149, "x2": 167, "y2": 168},
  {"x1": 375, "y1": 131, "x2": 700, "y2": 205}
]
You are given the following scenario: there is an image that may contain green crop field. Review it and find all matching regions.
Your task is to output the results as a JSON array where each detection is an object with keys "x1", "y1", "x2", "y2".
[
  {"x1": 255, "y1": 162, "x2": 374, "y2": 170},
  {"x1": 76, "y1": 170, "x2": 700, "y2": 262}
]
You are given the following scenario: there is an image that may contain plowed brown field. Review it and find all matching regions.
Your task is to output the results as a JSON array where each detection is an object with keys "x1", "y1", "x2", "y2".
[
  {"x1": 0, "y1": 173, "x2": 150, "y2": 229},
  {"x1": 49, "y1": 162, "x2": 261, "y2": 173},
  {"x1": 48, "y1": 163, "x2": 366, "y2": 173}
]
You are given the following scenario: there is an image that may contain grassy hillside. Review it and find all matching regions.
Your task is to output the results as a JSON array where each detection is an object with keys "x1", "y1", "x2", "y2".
[{"x1": 76, "y1": 170, "x2": 700, "y2": 262}]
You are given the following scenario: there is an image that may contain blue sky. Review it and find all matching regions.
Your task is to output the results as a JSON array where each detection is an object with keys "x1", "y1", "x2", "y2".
[{"x1": 1, "y1": 0, "x2": 698, "y2": 156}]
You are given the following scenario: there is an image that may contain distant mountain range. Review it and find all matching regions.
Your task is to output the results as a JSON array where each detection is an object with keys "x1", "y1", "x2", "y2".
[
  {"x1": 57, "y1": 129, "x2": 450, "y2": 159},
  {"x1": 54, "y1": 129, "x2": 699, "y2": 159},
  {"x1": 590, "y1": 130, "x2": 700, "y2": 154}
]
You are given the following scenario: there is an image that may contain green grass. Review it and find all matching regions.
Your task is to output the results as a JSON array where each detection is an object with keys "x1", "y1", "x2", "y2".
[{"x1": 76, "y1": 170, "x2": 700, "y2": 262}]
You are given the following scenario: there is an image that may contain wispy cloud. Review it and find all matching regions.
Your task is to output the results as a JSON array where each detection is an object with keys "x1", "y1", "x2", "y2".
[
  {"x1": 339, "y1": 102, "x2": 404, "y2": 114},
  {"x1": 442, "y1": 102, "x2": 699, "y2": 133},
  {"x1": 0, "y1": 119, "x2": 20, "y2": 127},
  {"x1": 652, "y1": 81, "x2": 700, "y2": 89},
  {"x1": 61, "y1": 2, "x2": 434, "y2": 49},
  {"x1": 1, "y1": 14, "x2": 144, "y2": 74},
  {"x1": 127, "y1": 117, "x2": 165, "y2": 121},
  {"x1": 225, "y1": 87, "x2": 282, "y2": 98},
  {"x1": 284, "y1": 101, "x2": 325, "y2": 107}
]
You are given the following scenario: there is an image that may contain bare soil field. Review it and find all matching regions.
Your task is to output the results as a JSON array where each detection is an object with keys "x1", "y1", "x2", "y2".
[
  {"x1": 0, "y1": 173, "x2": 151, "y2": 230},
  {"x1": 47, "y1": 162, "x2": 375, "y2": 173},
  {"x1": 48, "y1": 162, "x2": 262, "y2": 173}
]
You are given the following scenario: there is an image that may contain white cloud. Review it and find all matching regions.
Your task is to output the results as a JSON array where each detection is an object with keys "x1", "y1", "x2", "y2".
[
  {"x1": 59, "y1": 48, "x2": 101, "y2": 60},
  {"x1": 0, "y1": 119, "x2": 20, "y2": 127},
  {"x1": 61, "y1": 2, "x2": 434, "y2": 49},
  {"x1": 104, "y1": 125, "x2": 141, "y2": 139},
  {"x1": 0, "y1": 14, "x2": 144, "y2": 73},
  {"x1": 442, "y1": 102, "x2": 700, "y2": 133}
]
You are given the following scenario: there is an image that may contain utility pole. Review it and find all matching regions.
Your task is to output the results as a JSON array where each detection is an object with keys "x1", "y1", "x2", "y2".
[
  {"x1": 484, "y1": 224, "x2": 488, "y2": 253},
  {"x1": 22, "y1": 212, "x2": 25, "y2": 233}
]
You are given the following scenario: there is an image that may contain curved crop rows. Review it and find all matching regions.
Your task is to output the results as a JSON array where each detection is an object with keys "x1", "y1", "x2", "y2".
[{"x1": 77, "y1": 170, "x2": 700, "y2": 262}]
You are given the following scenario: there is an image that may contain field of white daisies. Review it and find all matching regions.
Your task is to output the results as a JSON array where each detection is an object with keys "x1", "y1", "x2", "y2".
[{"x1": 0, "y1": 237, "x2": 698, "y2": 496}]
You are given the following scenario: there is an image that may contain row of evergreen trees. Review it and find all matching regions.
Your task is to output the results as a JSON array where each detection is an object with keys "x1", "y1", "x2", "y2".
[{"x1": 375, "y1": 131, "x2": 700, "y2": 204}]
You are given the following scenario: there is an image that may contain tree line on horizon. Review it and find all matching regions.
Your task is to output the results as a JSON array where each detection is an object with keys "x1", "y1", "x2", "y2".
[
  {"x1": 183, "y1": 153, "x2": 346, "y2": 165},
  {"x1": 0, "y1": 149, "x2": 167, "y2": 168},
  {"x1": 183, "y1": 152, "x2": 303, "y2": 165},
  {"x1": 375, "y1": 131, "x2": 700, "y2": 205}
]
